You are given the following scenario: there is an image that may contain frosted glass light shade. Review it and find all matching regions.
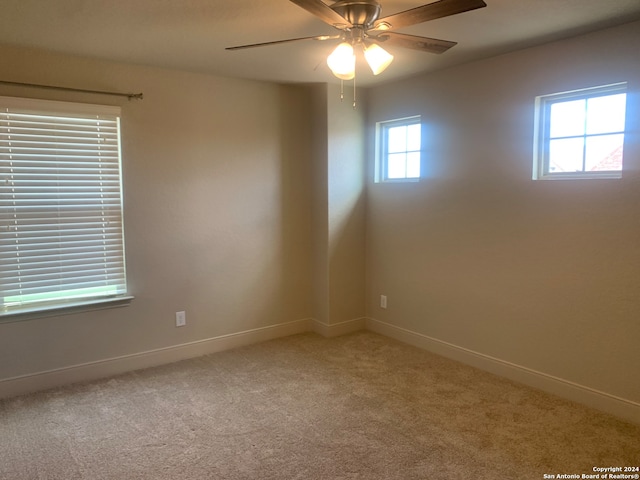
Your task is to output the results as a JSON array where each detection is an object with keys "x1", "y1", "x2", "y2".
[
  {"x1": 327, "y1": 42, "x2": 356, "y2": 80},
  {"x1": 364, "y1": 44, "x2": 394, "y2": 75}
]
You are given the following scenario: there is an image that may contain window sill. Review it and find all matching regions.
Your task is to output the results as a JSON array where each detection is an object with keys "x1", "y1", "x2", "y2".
[
  {"x1": 0, "y1": 296, "x2": 134, "y2": 324},
  {"x1": 534, "y1": 172, "x2": 622, "y2": 180},
  {"x1": 376, "y1": 177, "x2": 421, "y2": 184}
]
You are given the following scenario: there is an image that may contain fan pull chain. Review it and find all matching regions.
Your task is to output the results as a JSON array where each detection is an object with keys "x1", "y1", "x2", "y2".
[
  {"x1": 353, "y1": 73, "x2": 356, "y2": 109},
  {"x1": 337, "y1": 77, "x2": 357, "y2": 109}
]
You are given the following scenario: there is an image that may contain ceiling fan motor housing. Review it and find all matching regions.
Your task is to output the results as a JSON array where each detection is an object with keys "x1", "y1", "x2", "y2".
[{"x1": 330, "y1": 0, "x2": 382, "y2": 27}]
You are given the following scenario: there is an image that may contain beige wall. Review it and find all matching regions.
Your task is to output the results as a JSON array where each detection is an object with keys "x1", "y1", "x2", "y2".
[
  {"x1": 309, "y1": 84, "x2": 367, "y2": 329},
  {"x1": 327, "y1": 84, "x2": 366, "y2": 326},
  {"x1": 365, "y1": 20, "x2": 640, "y2": 404},
  {"x1": 309, "y1": 85, "x2": 330, "y2": 326},
  {"x1": 0, "y1": 45, "x2": 316, "y2": 381}
]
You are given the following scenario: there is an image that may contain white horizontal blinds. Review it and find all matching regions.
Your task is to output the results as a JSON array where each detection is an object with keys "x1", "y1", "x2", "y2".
[{"x1": 0, "y1": 96, "x2": 127, "y2": 312}]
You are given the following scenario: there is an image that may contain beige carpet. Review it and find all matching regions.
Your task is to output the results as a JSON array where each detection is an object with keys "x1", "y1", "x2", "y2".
[{"x1": 1, "y1": 331, "x2": 638, "y2": 479}]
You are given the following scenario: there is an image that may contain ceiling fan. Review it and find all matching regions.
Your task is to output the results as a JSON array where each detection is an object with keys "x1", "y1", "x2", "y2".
[{"x1": 226, "y1": 0, "x2": 487, "y2": 80}]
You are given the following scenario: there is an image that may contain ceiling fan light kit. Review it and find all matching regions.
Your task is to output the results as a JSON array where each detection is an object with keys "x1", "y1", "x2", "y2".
[
  {"x1": 364, "y1": 43, "x2": 394, "y2": 75},
  {"x1": 227, "y1": 0, "x2": 487, "y2": 105},
  {"x1": 327, "y1": 42, "x2": 357, "y2": 80}
]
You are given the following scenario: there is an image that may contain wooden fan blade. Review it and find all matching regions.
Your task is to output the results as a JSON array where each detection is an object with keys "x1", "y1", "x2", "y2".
[
  {"x1": 373, "y1": 0, "x2": 486, "y2": 30},
  {"x1": 289, "y1": 0, "x2": 352, "y2": 28},
  {"x1": 370, "y1": 32, "x2": 457, "y2": 54},
  {"x1": 226, "y1": 34, "x2": 339, "y2": 51}
]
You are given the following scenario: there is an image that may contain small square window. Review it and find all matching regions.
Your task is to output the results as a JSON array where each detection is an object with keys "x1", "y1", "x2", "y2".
[
  {"x1": 533, "y1": 83, "x2": 627, "y2": 180},
  {"x1": 376, "y1": 116, "x2": 421, "y2": 182}
]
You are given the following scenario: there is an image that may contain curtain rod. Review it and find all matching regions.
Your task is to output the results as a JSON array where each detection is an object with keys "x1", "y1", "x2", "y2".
[{"x1": 0, "y1": 80, "x2": 143, "y2": 100}]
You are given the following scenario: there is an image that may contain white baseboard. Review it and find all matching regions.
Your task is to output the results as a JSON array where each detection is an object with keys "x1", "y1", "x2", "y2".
[
  {"x1": 312, "y1": 317, "x2": 367, "y2": 338},
  {"x1": 0, "y1": 318, "x2": 312, "y2": 400},
  {"x1": 367, "y1": 318, "x2": 640, "y2": 425},
  {"x1": 4, "y1": 314, "x2": 638, "y2": 426}
]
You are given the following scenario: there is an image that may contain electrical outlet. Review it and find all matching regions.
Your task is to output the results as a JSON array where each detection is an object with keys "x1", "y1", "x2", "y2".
[
  {"x1": 380, "y1": 295, "x2": 387, "y2": 309},
  {"x1": 175, "y1": 311, "x2": 186, "y2": 327}
]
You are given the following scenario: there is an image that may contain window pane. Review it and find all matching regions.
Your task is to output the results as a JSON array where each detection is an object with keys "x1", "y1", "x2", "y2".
[
  {"x1": 377, "y1": 116, "x2": 421, "y2": 182},
  {"x1": 388, "y1": 126, "x2": 407, "y2": 153},
  {"x1": 406, "y1": 152, "x2": 420, "y2": 178},
  {"x1": 549, "y1": 137, "x2": 584, "y2": 173},
  {"x1": 406, "y1": 124, "x2": 421, "y2": 151},
  {"x1": 586, "y1": 94, "x2": 626, "y2": 135},
  {"x1": 550, "y1": 99, "x2": 585, "y2": 138},
  {"x1": 585, "y1": 134, "x2": 624, "y2": 171},
  {"x1": 388, "y1": 153, "x2": 406, "y2": 178}
]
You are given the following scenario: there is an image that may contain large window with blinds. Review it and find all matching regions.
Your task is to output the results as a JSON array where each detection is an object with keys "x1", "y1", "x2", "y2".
[{"x1": 1, "y1": 96, "x2": 129, "y2": 316}]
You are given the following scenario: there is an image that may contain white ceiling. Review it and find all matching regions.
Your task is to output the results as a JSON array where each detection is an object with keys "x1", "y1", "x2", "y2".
[{"x1": 1, "y1": 0, "x2": 640, "y2": 87}]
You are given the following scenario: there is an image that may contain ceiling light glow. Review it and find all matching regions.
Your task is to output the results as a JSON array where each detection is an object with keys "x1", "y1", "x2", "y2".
[
  {"x1": 364, "y1": 43, "x2": 394, "y2": 75},
  {"x1": 327, "y1": 42, "x2": 356, "y2": 80}
]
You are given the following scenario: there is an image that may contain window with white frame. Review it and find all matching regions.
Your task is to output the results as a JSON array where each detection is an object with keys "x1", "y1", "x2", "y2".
[
  {"x1": 533, "y1": 83, "x2": 627, "y2": 180},
  {"x1": 0, "y1": 96, "x2": 129, "y2": 316},
  {"x1": 376, "y1": 116, "x2": 421, "y2": 182}
]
